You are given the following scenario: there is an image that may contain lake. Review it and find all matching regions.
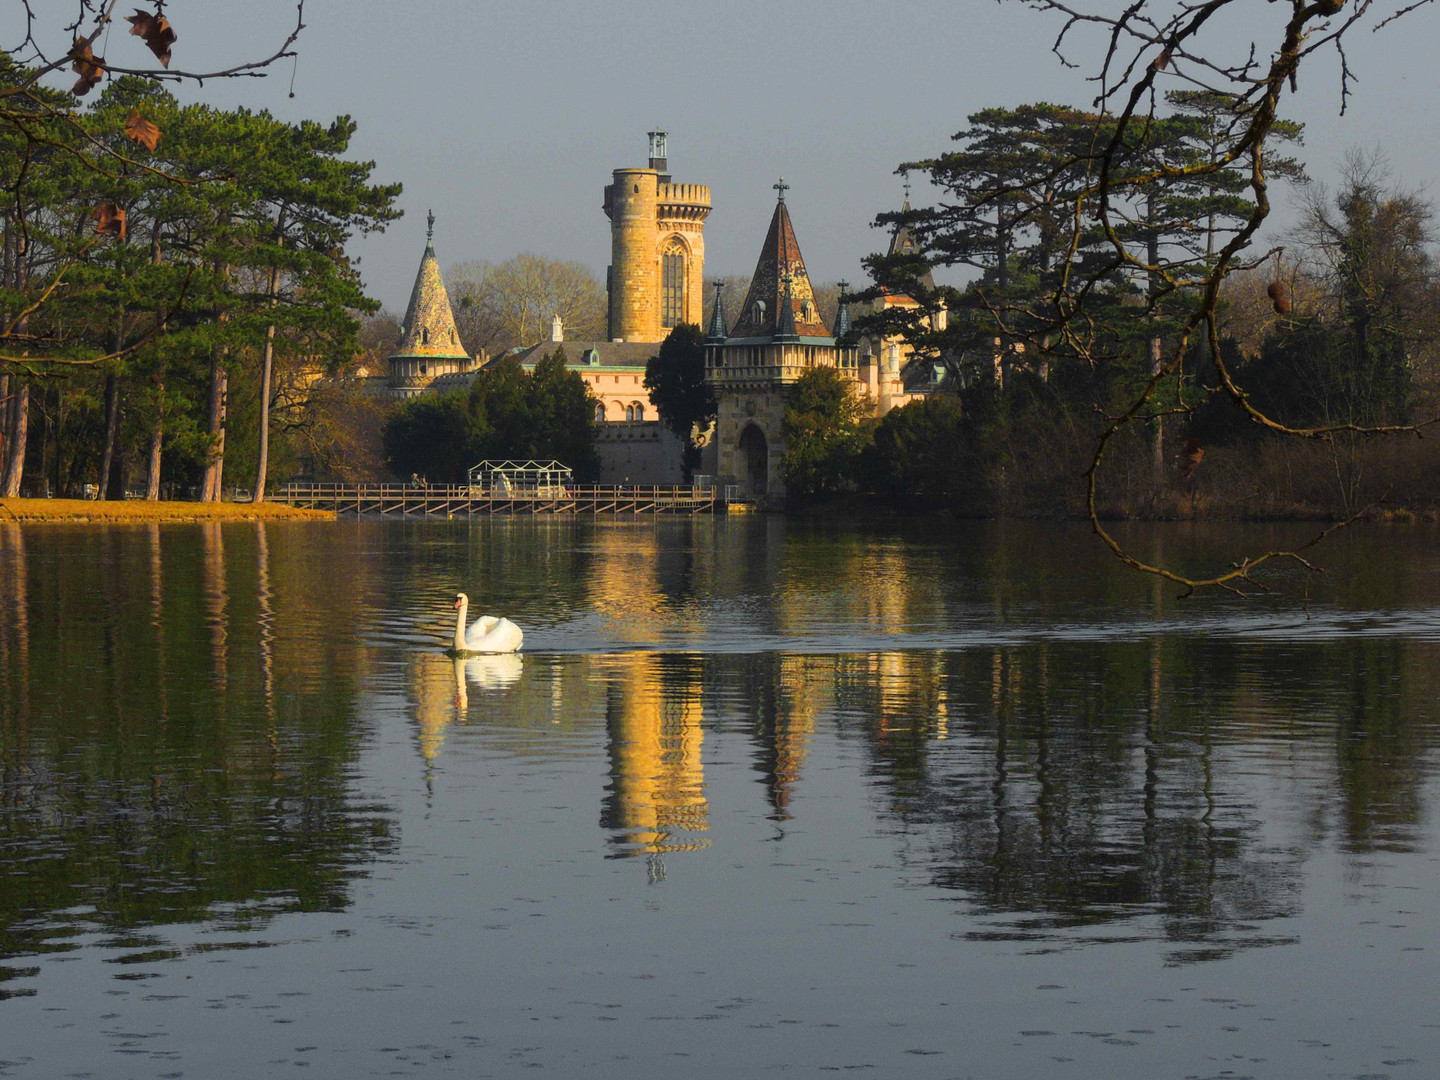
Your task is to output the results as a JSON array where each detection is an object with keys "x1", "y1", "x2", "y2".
[{"x1": 2, "y1": 516, "x2": 1438, "y2": 1078}]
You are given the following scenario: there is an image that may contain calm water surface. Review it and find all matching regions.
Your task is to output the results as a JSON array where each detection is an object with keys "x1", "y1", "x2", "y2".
[{"x1": 2, "y1": 516, "x2": 1439, "y2": 1078}]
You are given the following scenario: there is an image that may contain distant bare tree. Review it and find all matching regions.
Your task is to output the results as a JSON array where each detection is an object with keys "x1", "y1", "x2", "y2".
[
  {"x1": 355, "y1": 310, "x2": 402, "y2": 376},
  {"x1": 702, "y1": 276, "x2": 750, "y2": 335},
  {"x1": 447, "y1": 255, "x2": 605, "y2": 356}
]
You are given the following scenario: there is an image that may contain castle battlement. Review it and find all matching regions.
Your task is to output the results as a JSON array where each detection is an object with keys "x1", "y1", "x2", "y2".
[{"x1": 658, "y1": 183, "x2": 711, "y2": 209}]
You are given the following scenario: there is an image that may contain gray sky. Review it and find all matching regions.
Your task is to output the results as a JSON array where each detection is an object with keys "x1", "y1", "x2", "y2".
[{"x1": 19, "y1": 0, "x2": 1440, "y2": 312}]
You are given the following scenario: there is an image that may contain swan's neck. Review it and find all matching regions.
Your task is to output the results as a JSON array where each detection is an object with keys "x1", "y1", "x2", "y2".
[{"x1": 454, "y1": 599, "x2": 468, "y2": 651}]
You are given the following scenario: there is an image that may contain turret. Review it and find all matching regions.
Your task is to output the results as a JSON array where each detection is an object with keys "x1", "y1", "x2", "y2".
[
  {"x1": 833, "y1": 279, "x2": 853, "y2": 344},
  {"x1": 604, "y1": 168, "x2": 660, "y2": 342},
  {"x1": 604, "y1": 134, "x2": 710, "y2": 343},
  {"x1": 705, "y1": 279, "x2": 729, "y2": 343},
  {"x1": 387, "y1": 211, "x2": 469, "y2": 396}
]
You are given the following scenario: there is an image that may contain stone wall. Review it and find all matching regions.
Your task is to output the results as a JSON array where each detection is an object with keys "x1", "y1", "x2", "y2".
[{"x1": 596, "y1": 422, "x2": 687, "y2": 485}]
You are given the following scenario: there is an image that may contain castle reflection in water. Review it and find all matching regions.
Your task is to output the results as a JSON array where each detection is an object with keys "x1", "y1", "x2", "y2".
[
  {"x1": 394, "y1": 518, "x2": 1440, "y2": 963},
  {"x1": 7, "y1": 516, "x2": 1439, "y2": 965}
]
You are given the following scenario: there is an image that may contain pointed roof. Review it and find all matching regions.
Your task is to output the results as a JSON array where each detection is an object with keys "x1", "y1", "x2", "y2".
[
  {"x1": 886, "y1": 198, "x2": 936, "y2": 294},
  {"x1": 729, "y1": 187, "x2": 831, "y2": 341},
  {"x1": 705, "y1": 280, "x2": 729, "y2": 342},
  {"x1": 392, "y1": 217, "x2": 467, "y2": 360},
  {"x1": 833, "y1": 280, "x2": 853, "y2": 343},
  {"x1": 774, "y1": 274, "x2": 799, "y2": 342}
]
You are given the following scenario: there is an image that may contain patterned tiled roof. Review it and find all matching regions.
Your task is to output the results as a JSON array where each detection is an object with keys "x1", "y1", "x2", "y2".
[
  {"x1": 729, "y1": 197, "x2": 831, "y2": 340},
  {"x1": 392, "y1": 238, "x2": 467, "y2": 360}
]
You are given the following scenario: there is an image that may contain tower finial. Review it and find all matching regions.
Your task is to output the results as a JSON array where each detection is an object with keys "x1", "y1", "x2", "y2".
[
  {"x1": 903, "y1": 176, "x2": 911, "y2": 203},
  {"x1": 426, "y1": 209, "x2": 435, "y2": 242},
  {"x1": 774, "y1": 176, "x2": 789, "y2": 203}
]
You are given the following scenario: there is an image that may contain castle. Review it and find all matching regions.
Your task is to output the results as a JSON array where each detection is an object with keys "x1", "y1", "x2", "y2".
[{"x1": 381, "y1": 135, "x2": 939, "y2": 496}]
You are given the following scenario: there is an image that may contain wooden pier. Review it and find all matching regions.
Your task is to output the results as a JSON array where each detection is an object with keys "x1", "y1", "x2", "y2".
[{"x1": 273, "y1": 483, "x2": 723, "y2": 516}]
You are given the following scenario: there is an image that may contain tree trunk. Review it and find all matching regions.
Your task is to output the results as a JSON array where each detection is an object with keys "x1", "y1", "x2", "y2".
[
  {"x1": 105, "y1": 396, "x2": 127, "y2": 501},
  {"x1": 1149, "y1": 334, "x2": 1164, "y2": 484},
  {"x1": 35, "y1": 382, "x2": 50, "y2": 498},
  {"x1": 51, "y1": 382, "x2": 63, "y2": 498},
  {"x1": 0, "y1": 373, "x2": 9, "y2": 475},
  {"x1": 1146, "y1": 192, "x2": 1164, "y2": 487},
  {"x1": 2, "y1": 381, "x2": 29, "y2": 497},
  {"x1": 146, "y1": 219, "x2": 166, "y2": 502},
  {"x1": 200, "y1": 352, "x2": 227, "y2": 503},
  {"x1": 145, "y1": 416, "x2": 163, "y2": 500},
  {"x1": 253, "y1": 324, "x2": 274, "y2": 503},
  {"x1": 99, "y1": 372, "x2": 120, "y2": 499}
]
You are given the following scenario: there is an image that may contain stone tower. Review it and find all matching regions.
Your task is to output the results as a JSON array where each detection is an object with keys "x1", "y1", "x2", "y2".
[
  {"x1": 603, "y1": 132, "x2": 710, "y2": 343},
  {"x1": 388, "y1": 212, "x2": 470, "y2": 397},
  {"x1": 705, "y1": 181, "x2": 858, "y2": 507}
]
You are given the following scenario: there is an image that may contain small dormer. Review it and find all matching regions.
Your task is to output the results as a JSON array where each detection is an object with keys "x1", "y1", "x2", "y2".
[{"x1": 584, "y1": 348, "x2": 601, "y2": 367}]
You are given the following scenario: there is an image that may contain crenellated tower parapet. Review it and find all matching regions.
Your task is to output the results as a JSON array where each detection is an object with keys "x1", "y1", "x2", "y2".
[{"x1": 603, "y1": 134, "x2": 709, "y2": 342}]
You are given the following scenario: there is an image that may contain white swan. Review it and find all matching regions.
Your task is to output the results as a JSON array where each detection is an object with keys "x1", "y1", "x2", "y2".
[{"x1": 452, "y1": 592, "x2": 523, "y2": 654}]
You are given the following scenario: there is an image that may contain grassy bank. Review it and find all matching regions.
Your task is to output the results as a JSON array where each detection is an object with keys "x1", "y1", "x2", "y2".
[{"x1": 0, "y1": 498, "x2": 335, "y2": 524}]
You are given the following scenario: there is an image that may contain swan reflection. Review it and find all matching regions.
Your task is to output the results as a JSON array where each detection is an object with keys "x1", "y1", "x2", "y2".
[{"x1": 453, "y1": 652, "x2": 524, "y2": 709}]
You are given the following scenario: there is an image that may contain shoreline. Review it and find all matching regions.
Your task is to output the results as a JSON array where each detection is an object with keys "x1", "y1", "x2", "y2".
[{"x1": 0, "y1": 498, "x2": 336, "y2": 524}]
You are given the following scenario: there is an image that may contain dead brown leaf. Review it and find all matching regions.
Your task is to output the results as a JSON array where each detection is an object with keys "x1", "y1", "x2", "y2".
[
  {"x1": 93, "y1": 203, "x2": 127, "y2": 240},
  {"x1": 126, "y1": 9, "x2": 177, "y2": 68},
  {"x1": 124, "y1": 109, "x2": 161, "y2": 151},
  {"x1": 70, "y1": 39, "x2": 105, "y2": 96},
  {"x1": 1177, "y1": 437, "x2": 1204, "y2": 481}
]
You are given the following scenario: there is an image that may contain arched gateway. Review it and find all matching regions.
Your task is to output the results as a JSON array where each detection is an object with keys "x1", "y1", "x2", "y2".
[{"x1": 737, "y1": 424, "x2": 768, "y2": 496}]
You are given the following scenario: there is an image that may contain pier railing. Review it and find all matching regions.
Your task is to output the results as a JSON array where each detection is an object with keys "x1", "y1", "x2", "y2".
[{"x1": 274, "y1": 483, "x2": 721, "y2": 515}]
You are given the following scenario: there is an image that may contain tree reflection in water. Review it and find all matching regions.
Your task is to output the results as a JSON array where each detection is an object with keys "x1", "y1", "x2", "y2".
[{"x1": 0, "y1": 524, "x2": 395, "y2": 984}]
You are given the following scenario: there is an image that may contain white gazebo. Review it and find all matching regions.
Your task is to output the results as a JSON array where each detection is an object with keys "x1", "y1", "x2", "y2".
[{"x1": 467, "y1": 460, "x2": 573, "y2": 496}]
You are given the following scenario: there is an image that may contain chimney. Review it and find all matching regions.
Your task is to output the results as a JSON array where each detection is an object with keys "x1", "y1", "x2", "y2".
[{"x1": 550, "y1": 313, "x2": 563, "y2": 343}]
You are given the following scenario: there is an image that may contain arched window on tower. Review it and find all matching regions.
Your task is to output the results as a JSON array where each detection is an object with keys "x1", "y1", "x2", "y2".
[
  {"x1": 661, "y1": 240, "x2": 686, "y2": 329},
  {"x1": 632, "y1": 401, "x2": 644, "y2": 421},
  {"x1": 595, "y1": 402, "x2": 607, "y2": 422},
  {"x1": 421, "y1": 328, "x2": 429, "y2": 345}
]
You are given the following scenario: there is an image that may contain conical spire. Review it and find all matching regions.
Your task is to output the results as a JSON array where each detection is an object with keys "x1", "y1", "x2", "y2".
[
  {"x1": 885, "y1": 195, "x2": 936, "y2": 293},
  {"x1": 705, "y1": 279, "x2": 729, "y2": 342},
  {"x1": 730, "y1": 181, "x2": 830, "y2": 340},
  {"x1": 775, "y1": 273, "x2": 800, "y2": 343},
  {"x1": 833, "y1": 279, "x2": 853, "y2": 343},
  {"x1": 392, "y1": 214, "x2": 467, "y2": 361}
]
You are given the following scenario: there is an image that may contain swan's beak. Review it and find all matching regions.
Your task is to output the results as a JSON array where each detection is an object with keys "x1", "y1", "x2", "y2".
[{"x1": 453, "y1": 598, "x2": 462, "y2": 609}]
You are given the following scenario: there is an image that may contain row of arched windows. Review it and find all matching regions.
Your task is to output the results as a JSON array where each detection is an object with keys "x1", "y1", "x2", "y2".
[{"x1": 594, "y1": 402, "x2": 647, "y2": 422}]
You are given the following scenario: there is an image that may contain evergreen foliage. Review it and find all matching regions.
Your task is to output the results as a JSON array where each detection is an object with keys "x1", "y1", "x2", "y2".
[
  {"x1": 0, "y1": 60, "x2": 401, "y2": 499},
  {"x1": 781, "y1": 367, "x2": 873, "y2": 504},
  {"x1": 643, "y1": 323, "x2": 714, "y2": 479},
  {"x1": 382, "y1": 351, "x2": 599, "y2": 483}
]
